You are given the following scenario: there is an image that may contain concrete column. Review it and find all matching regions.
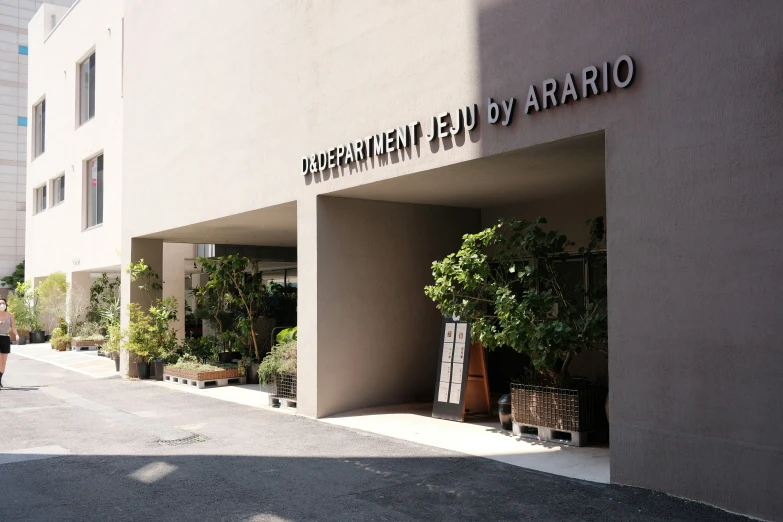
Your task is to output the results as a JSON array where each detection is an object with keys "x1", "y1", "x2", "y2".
[
  {"x1": 311, "y1": 197, "x2": 480, "y2": 418},
  {"x1": 296, "y1": 197, "x2": 318, "y2": 418},
  {"x1": 66, "y1": 271, "x2": 92, "y2": 330},
  {"x1": 162, "y1": 243, "x2": 194, "y2": 342},
  {"x1": 120, "y1": 238, "x2": 163, "y2": 378}
]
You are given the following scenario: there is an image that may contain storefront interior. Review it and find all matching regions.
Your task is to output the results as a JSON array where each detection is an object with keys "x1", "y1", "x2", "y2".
[{"x1": 319, "y1": 131, "x2": 609, "y2": 480}]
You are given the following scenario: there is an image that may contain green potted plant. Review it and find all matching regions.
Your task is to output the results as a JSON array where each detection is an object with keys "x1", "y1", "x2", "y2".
[
  {"x1": 99, "y1": 299, "x2": 123, "y2": 370},
  {"x1": 125, "y1": 261, "x2": 179, "y2": 380},
  {"x1": 258, "y1": 327, "x2": 297, "y2": 399},
  {"x1": 196, "y1": 255, "x2": 276, "y2": 363},
  {"x1": 49, "y1": 327, "x2": 72, "y2": 352},
  {"x1": 37, "y1": 272, "x2": 67, "y2": 342},
  {"x1": 103, "y1": 323, "x2": 122, "y2": 371},
  {"x1": 87, "y1": 273, "x2": 121, "y2": 325},
  {"x1": 125, "y1": 303, "x2": 156, "y2": 379},
  {"x1": 11, "y1": 281, "x2": 44, "y2": 343},
  {"x1": 163, "y1": 355, "x2": 242, "y2": 384},
  {"x1": 7, "y1": 285, "x2": 32, "y2": 344},
  {"x1": 71, "y1": 322, "x2": 106, "y2": 350},
  {"x1": 425, "y1": 217, "x2": 608, "y2": 442}
]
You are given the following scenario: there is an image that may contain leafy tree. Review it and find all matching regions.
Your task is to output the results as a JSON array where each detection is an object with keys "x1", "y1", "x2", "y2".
[
  {"x1": 87, "y1": 273, "x2": 120, "y2": 324},
  {"x1": 425, "y1": 217, "x2": 607, "y2": 386},
  {"x1": 196, "y1": 255, "x2": 270, "y2": 360},
  {"x1": 8, "y1": 281, "x2": 42, "y2": 332},
  {"x1": 1, "y1": 261, "x2": 24, "y2": 288},
  {"x1": 125, "y1": 260, "x2": 179, "y2": 363},
  {"x1": 37, "y1": 272, "x2": 67, "y2": 332}
]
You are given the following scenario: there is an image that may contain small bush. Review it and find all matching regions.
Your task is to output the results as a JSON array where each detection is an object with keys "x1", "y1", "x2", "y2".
[{"x1": 258, "y1": 328, "x2": 297, "y2": 384}]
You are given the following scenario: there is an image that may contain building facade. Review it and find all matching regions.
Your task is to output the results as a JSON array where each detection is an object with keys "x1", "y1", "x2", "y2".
[
  {"x1": 26, "y1": 0, "x2": 195, "y2": 331},
  {"x1": 0, "y1": 0, "x2": 73, "y2": 284},
  {"x1": 27, "y1": 1, "x2": 783, "y2": 520}
]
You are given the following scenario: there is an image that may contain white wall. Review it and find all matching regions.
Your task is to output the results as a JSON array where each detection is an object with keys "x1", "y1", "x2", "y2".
[
  {"x1": 0, "y1": 0, "x2": 74, "y2": 282},
  {"x1": 26, "y1": 0, "x2": 124, "y2": 281}
]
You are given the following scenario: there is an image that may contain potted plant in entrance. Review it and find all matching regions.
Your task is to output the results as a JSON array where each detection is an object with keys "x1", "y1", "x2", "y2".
[
  {"x1": 258, "y1": 327, "x2": 297, "y2": 401},
  {"x1": 11, "y1": 281, "x2": 44, "y2": 343},
  {"x1": 50, "y1": 327, "x2": 71, "y2": 351},
  {"x1": 7, "y1": 286, "x2": 32, "y2": 345},
  {"x1": 103, "y1": 323, "x2": 122, "y2": 371},
  {"x1": 125, "y1": 303, "x2": 156, "y2": 379},
  {"x1": 125, "y1": 261, "x2": 179, "y2": 380},
  {"x1": 425, "y1": 217, "x2": 609, "y2": 444},
  {"x1": 37, "y1": 272, "x2": 67, "y2": 344}
]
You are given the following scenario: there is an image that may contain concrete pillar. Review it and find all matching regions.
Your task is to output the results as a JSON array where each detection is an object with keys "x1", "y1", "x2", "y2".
[
  {"x1": 162, "y1": 243, "x2": 194, "y2": 342},
  {"x1": 296, "y1": 197, "x2": 318, "y2": 418},
  {"x1": 310, "y1": 196, "x2": 480, "y2": 418},
  {"x1": 66, "y1": 271, "x2": 92, "y2": 330},
  {"x1": 120, "y1": 238, "x2": 163, "y2": 378}
]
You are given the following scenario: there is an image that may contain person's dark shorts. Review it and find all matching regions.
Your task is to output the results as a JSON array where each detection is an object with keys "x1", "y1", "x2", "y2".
[{"x1": 0, "y1": 335, "x2": 10, "y2": 354}]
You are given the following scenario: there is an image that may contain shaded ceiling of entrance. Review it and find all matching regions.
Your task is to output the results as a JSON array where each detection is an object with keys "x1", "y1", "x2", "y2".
[
  {"x1": 140, "y1": 201, "x2": 297, "y2": 247},
  {"x1": 330, "y1": 132, "x2": 605, "y2": 208}
]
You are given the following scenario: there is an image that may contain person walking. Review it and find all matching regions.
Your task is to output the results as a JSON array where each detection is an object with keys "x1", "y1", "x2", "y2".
[{"x1": 0, "y1": 297, "x2": 20, "y2": 388}]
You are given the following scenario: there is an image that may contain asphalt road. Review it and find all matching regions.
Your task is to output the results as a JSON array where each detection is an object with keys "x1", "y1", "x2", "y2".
[{"x1": 0, "y1": 353, "x2": 751, "y2": 522}]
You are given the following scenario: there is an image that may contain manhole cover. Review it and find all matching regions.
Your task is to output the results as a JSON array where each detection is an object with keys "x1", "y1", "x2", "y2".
[{"x1": 156, "y1": 434, "x2": 207, "y2": 446}]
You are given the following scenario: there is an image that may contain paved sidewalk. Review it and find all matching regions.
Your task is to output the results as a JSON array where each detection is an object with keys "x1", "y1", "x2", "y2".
[{"x1": 11, "y1": 343, "x2": 117, "y2": 379}]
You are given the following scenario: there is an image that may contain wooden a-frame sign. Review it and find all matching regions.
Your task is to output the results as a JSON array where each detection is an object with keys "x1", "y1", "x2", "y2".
[{"x1": 432, "y1": 317, "x2": 491, "y2": 422}]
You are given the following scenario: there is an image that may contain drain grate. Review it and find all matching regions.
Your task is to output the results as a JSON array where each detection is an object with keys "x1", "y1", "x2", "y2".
[{"x1": 156, "y1": 434, "x2": 207, "y2": 447}]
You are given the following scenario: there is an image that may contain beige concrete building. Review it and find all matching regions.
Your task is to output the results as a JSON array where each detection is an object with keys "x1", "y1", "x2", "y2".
[
  {"x1": 26, "y1": 0, "x2": 194, "y2": 329},
  {"x1": 26, "y1": 1, "x2": 783, "y2": 519},
  {"x1": 0, "y1": 0, "x2": 73, "y2": 284}
]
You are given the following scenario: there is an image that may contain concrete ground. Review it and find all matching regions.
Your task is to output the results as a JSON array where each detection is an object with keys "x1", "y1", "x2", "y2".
[{"x1": 0, "y1": 353, "x2": 752, "y2": 522}]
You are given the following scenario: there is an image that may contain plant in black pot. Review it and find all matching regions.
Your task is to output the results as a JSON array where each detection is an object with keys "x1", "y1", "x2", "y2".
[
  {"x1": 426, "y1": 217, "x2": 609, "y2": 443},
  {"x1": 195, "y1": 254, "x2": 282, "y2": 363},
  {"x1": 125, "y1": 260, "x2": 179, "y2": 380},
  {"x1": 103, "y1": 324, "x2": 123, "y2": 372},
  {"x1": 37, "y1": 272, "x2": 68, "y2": 345},
  {"x1": 8, "y1": 281, "x2": 37, "y2": 344}
]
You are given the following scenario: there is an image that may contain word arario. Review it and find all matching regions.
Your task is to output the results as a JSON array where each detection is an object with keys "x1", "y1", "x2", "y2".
[{"x1": 301, "y1": 55, "x2": 634, "y2": 176}]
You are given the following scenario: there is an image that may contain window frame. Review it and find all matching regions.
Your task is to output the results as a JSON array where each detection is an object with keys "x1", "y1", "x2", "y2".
[
  {"x1": 78, "y1": 51, "x2": 96, "y2": 126},
  {"x1": 33, "y1": 184, "x2": 47, "y2": 214},
  {"x1": 50, "y1": 173, "x2": 65, "y2": 207},
  {"x1": 84, "y1": 153, "x2": 104, "y2": 230},
  {"x1": 33, "y1": 97, "x2": 45, "y2": 158}
]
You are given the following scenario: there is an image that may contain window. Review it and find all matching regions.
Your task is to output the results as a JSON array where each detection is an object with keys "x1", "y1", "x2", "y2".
[
  {"x1": 79, "y1": 52, "x2": 96, "y2": 124},
  {"x1": 85, "y1": 154, "x2": 103, "y2": 228},
  {"x1": 34, "y1": 185, "x2": 47, "y2": 214},
  {"x1": 51, "y1": 174, "x2": 65, "y2": 206},
  {"x1": 33, "y1": 99, "x2": 45, "y2": 158}
]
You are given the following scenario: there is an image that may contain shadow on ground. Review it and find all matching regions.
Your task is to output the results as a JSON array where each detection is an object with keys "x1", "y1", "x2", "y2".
[{"x1": 0, "y1": 452, "x2": 749, "y2": 522}]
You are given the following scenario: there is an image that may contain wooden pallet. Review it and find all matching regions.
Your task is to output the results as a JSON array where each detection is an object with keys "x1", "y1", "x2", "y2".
[
  {"x1": 269, "y1": 396, "x2": 297, "y2": 409},
  {"x1": 70, "y1": 344, "x2": 99, "y2": 352},
  {"x1": 512, "y1": 421, "x2": 605, "y2": 447},
  {"x1": 163, "y1": 373, "x2": 246, "y2": 389}
]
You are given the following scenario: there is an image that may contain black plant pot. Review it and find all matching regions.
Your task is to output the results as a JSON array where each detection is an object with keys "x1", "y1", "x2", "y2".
[
  {"x1": 246, "y1": 361, "x2": 260, "y2": 385},
  {"x1": 498, "y1": 394, "x2": 512, "y2": 431},
  {"x1": 45, "y1": 334, "x2": 51, "y2": 342},
  {"x1": 30, "y1": 331, "x2": 46, "y2": 344},
  {"x1": 218, "y1": 351, "x2": 241, "y2": 364},
  {"x1": 136, "y1": 361, "x2": 150, "y2": 380},
  {"x1": 17, "y1": 336, "x2": 27, "y2": 345},
  {"x1": 152, "y1": 360, "x2": 164, "y2": 381},
  {"x1": 114, "y1": 357, "x2": 120, "y2": 372}
]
